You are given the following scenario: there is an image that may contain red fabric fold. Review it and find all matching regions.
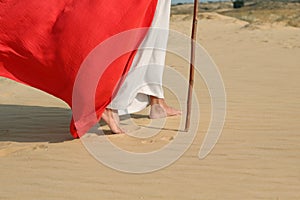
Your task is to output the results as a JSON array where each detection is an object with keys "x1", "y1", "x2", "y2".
[{"x1": 0, "y1": 0, "x2": 158, "y2": 138}]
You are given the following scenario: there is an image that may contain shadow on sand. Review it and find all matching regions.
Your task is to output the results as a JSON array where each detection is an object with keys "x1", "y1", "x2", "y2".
[
  {"x1": 0, "y1": 104, "x2": 179, "y2": 143},
  {"x1": 0, "y1": 104, "x2": 74, "y2": 143},
  {"x1": 0, "y1": 104, "x2": 150, "y2": 142}
]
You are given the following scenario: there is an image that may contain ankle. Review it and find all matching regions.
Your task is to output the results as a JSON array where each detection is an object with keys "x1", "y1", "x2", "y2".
[{"x1": 150, "y1": 96, "x2": 164, "y2": 105}]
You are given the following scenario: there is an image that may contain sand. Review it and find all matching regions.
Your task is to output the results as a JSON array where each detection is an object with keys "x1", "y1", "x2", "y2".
[{"x1": 1, "y1": 11, "x2": 300, "y2": 200}]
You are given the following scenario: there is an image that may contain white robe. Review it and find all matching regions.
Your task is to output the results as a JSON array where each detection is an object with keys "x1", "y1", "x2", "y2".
[{"x1": 108, "y1": 0, "x2": 171, "y2": 114}]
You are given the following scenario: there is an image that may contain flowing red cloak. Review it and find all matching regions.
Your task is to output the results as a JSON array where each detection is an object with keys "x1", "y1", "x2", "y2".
[{"x1": 0, "y1": 0, "x2": 158, "y2": 138}]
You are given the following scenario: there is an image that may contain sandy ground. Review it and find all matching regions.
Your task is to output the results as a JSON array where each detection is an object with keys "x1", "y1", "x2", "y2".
[{"x1": 1, "y1": 12, "x2": 300, "y2": 200}]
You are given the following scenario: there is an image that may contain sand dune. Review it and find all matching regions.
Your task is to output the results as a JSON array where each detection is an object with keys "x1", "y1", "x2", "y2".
[{"x1": 1, "y1": 9, "x2": 300, "y2": 200}]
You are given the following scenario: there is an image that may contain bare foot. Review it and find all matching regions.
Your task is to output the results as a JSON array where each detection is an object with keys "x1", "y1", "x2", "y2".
[
  {"x1": 101, "y1": 108, "x2": 124, "y2": 134},
  {"x1": 149, "y1": 96, "x2": 182, "y2": 119}
]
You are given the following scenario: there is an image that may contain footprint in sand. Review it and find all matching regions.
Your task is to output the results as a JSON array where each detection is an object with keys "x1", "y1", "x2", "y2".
[
  {"x1": 160, "y1": 136, "x2": 174, "y2": 142},
  {"x1": 141, "y1": 139, "x2": 154, "y2": 144},
  {"x1": 32, "y1": 144, "x2": 48, "y2": 151},
  {"x1": 0, "y1": 143, "x2": 48, "y2": 157},
  {"x1": 141, "y1": 136, "x2": 174, "y2": 144}
]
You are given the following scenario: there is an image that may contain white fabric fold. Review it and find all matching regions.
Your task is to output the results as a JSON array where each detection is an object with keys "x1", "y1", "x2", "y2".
[{"x1": 108, "y1": 0, "x2": 171, "y2": 115}]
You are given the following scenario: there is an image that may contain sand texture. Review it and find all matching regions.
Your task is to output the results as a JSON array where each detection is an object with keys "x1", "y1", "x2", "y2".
[{"x1": 1, "y1": 5, "x2": 300, "y2": 200}]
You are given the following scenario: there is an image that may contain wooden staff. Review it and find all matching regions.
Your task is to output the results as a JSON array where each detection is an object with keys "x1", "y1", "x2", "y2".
[{"x1": 185, "y1": 0, "x2": 199, "y2": 132}]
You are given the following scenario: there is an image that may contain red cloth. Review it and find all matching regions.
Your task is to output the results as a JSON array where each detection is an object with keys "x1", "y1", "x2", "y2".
[{"x1": 0, "y1": 0, "x2": 158, "y2": 138}]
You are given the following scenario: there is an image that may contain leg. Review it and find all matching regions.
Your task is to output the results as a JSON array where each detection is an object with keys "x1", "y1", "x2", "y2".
[
  {"x1": 101, "y1": 108, "x2": 124, "y2": 134},
  {"x1": 149, "y1": 96, "x2": 181, "y2": 119}
]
